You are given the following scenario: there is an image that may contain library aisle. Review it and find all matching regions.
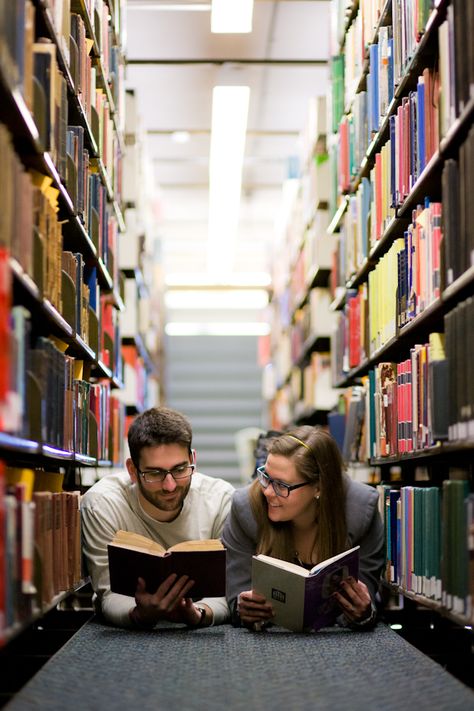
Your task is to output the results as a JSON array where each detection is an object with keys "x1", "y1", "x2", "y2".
[{"x1": 0, "y1": 0, "x2": 473, "y2": 707}]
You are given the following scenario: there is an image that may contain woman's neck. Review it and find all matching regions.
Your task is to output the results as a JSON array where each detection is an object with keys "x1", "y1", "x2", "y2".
[
  {"x1": 291, "y1": 506, "x2": 318, "y2": 534},
  {"x1": 292, "y1": 517, "x2": 318, "y2": 564}
]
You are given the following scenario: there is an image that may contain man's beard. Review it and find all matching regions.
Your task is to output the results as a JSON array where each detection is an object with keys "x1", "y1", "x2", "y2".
[{"x1": 136, "y1": 475, "x2": 192, "y2": 513}]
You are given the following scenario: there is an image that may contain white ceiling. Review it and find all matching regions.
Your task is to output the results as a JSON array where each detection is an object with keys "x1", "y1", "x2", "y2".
[{"x1": 124, "y1": 0, "x2": 331, "y2": 284}]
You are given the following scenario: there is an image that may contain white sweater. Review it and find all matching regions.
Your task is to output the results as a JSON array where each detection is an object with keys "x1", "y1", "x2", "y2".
[{"x1": 81, "y1": 470, "x2": 235, "y2": 628}]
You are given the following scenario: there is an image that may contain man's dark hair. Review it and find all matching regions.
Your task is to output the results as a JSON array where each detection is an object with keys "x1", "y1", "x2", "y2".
[{"x1": 128, "y1": 407, "x2": 193, "y2": 467}]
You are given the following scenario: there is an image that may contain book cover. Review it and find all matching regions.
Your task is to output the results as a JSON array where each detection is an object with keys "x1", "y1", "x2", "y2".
[
  {"x1": 108, "y1": 530, "x2": 226, "y2": 600},
  {"x1": 251, "y1": 546, "x2": 360, "y2": 632}
]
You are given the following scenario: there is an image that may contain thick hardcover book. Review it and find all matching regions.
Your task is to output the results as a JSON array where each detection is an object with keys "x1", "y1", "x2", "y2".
[
  {"x1": 108, "y1": 530, "x2": 226, "y2": 599},
  {"x1": 251, "y1": 546, "x2": 360, "y2": 632}
]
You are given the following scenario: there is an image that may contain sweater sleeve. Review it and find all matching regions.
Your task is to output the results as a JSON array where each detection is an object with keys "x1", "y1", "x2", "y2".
[
  {"x1": 357, "y1": 497, "x2": 385, "y2": 602},
  {"x1": 345, "y1": 482, "x2": 384, "y2": 603},
  {"x1": 221, "y1": 488, "x2": 258, "y2": 625},
  {"x1": 197, "y1": 484, "x2": 234, "y2": 625},
  {"x1": 81, "y1": 500, "x2": 136, "y2": 628}
]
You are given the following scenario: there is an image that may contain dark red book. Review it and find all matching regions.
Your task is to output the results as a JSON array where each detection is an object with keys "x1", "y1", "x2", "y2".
[{"x1": 108, "y1": 530, "x2": 226, "y2": 599}]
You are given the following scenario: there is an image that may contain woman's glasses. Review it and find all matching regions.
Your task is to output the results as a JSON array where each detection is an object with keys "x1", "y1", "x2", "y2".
[{"x1": 256, "y1": 466, "x2": 311, "y2": 498}]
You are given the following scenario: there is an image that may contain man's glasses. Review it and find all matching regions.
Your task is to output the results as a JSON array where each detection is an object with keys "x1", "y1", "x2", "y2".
[
  {"x1": 256, "y1": 466, "x2": 311, "y2": 498},
  {"x1": 137, "y1": 463, "x2": 195, "y2": 484}
]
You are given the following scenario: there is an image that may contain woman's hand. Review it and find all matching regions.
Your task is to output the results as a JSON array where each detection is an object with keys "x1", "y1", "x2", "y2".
[
  {"x1": 237, "y1": 590, "x2": 274, "y2": 628},
  {"x1": 332, "y1": 578, "x2": 373, "y2": 623}
]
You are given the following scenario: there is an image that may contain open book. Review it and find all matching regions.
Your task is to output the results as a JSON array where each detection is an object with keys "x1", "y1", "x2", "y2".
[
  {"x1": 251, "y1": 545, "x2": 360, "y2": 632},
  {"x1": 108, "y1": 530, "x2": 226, "y2": 599}
]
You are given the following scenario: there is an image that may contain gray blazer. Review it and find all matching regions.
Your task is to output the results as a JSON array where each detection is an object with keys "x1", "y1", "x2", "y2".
[{"x1": 222, "y1": 476, "x2": 385, "y2": 621}]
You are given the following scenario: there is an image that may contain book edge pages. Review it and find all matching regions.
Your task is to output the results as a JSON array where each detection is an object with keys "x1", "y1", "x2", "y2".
[
  {"x1": 309, "y1": 545, "x2": 360, "y2": 575},
  {"x1": 252, "y1": 554, "x2": 310, "y2": 577}
]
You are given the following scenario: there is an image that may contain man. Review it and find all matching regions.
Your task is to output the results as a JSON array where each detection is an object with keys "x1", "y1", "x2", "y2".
[{"x1": 81, "y1": 407, "x2": 234, "y2": 629}]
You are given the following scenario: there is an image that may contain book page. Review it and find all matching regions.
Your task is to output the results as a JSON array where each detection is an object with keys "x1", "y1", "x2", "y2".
[
  {"x1": 168, "y1": 539, "x2": 224, "y2": 552},
  {"x1": 109, "y1": 541, "x2": 166, "y2": 556},
  {"x1": 309, "y1": 545, "x2": 360, "y2": 575},
  {"x1": 111, "y1": 530, "x2": 166, "y2": 554},
  {"x1": 253, "y1": 554, "x2": 310, "y2": 577}
]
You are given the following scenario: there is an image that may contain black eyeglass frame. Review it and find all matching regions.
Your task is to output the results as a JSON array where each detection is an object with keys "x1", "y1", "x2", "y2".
[
  {"x1": 256, "y1": 466, "x2": 311, "y2": 498},
  {"x1": 137, "y1": 463, "x2": 195, "y2": 484}
]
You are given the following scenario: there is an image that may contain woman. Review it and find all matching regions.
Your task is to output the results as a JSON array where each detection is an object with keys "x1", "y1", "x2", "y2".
[{"x1": 222, "y1": 426, "x2": 384, "y2": 629}]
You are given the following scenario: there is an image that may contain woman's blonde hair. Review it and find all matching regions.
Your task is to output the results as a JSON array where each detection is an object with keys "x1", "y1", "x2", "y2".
[{"x1": 249, "y1": 426, "x2": 348, "y2": 564}]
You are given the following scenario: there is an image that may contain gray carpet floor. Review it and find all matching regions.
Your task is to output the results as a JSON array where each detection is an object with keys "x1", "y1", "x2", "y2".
[{"x1": 5, "y1": 619, "x2": 474, "y2": 710}]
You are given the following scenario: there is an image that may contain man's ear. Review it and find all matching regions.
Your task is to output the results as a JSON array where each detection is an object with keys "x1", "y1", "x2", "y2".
[{"x1": 126, "y1": 458, "x2": 138, "y2": 483}]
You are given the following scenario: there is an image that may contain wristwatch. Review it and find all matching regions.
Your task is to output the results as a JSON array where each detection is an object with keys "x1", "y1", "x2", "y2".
[
  {"x1": 350, "y1": 602, "x2": 377, "y2": 628},
  {"x1": 188, "y1": 605, "x2": 207, "y2": 628}
]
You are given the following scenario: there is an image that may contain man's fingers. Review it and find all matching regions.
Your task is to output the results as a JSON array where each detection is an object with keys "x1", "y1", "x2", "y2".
[
  {"x1": 154, "y1": 573, "x2": 179, "y2": 597},
  {"x1": 160, "y1": 576, "x2": 195, "y2": 610},
  {"x1": 135, "y1": 577, "x2": 146, "y2": 594}
]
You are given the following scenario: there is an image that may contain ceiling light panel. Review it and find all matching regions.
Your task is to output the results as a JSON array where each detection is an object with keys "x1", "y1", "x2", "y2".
[{"x1": 211, "y1": 0, "x2": 253, "y2": 33}]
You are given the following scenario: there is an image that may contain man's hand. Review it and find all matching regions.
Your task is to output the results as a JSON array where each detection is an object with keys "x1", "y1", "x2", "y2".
[
  {"x1": 332, "y1": 577, "x2": 372, "y2": 623},
  {"x1": 237, "y1": 590, "x2": 274, "y2": 629},
  {"x1": 131, "y1": 573, "x2": 195, "y2": 627},
  {"x1": 167, "y1": 598, "x2": 212, "y2": 627}
]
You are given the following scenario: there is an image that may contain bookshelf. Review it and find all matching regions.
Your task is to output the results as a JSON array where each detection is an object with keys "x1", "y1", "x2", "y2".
[
  {"x1": 116, "y1": 89, "x2": 164, "y2": 430},
  {"x1": 261, "y1": 95, "x2": 342, "y2": 431},
  {"x1": 328, "y1": 0, "x2": 474, "y2": 629},
  {"x1": 0, "y1": 0, "x2": 129, "y2": 645}
]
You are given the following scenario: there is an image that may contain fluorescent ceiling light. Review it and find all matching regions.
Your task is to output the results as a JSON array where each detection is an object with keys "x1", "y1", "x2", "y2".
[
  {"x1": 164, "y1": 271, "x2": 272, "y2": 287},
  {"x1": 171, "y1": 130, "x2": 190, "y2": 144},
  {"x1": 165, "y1": 322, "x2": 270, "y2": 336},
  {"x1": 165, "y1": 289, "x2": 268, "y2": 309},
  {"x1": 211, "y1": 0, "x2": 253, "y2": 33},
  {"x1": 208, "y1": 85, "x2": 250, "y2": 277},
  {"x1": 129, "y1": 3, "x2": 210, "y2": 11}
]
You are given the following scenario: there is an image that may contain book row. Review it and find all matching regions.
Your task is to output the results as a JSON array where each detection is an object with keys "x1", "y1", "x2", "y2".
[
  {"x1": 266, "y1": 287, "x2": 334, "y2": 392},
  {"x1": 332, "y1": 210, "x2": 440, "y2": 372},
  {"x1": 331, "y1": 1, "x2": 472, "y2": 219},
  {"x1": 442, "y1": 126, "x2": 474, "y2": 287},
  {"x1": 368, "y1": 335, "x2": 446, "y2": 458},
  {"x1": 332, "y1": 299, "x2": 474, "y2": 461},
  {"x1": 334, "y1": 0, "x2": 471, "y2": 131},
  {"x1": 0, "y1": 287, "x2": 124, "y2": 462},
  {"x1": 0, "y1": 5, "x2": 122, "y2": 245},
  {"x1": 65, "y1": 123, "x2": 119, "y2": 270},
  {"x1": 332, "y1": 119, "x2": 474, "y2": 360},
  {"x1": 0, "y1": 464, "x2": 83, "y2": 643},
  {"x1": 0, "y1": 130, "x2": 122, "y2": 374},
  {"x1": 342, "y1": 1, "x2": 437, "y2": 117},
  {"x1": 0, "y1": 0, "x2": 123, "y2": 160},
  {"x1": 377, "y1": 479, "x2": 473, "y2": 622},
  {"x1": 266, "y1": 351, "x2": 339, "y2": 431},
  {"x1": 337, "y1": 62, "x2": 439, "y2": 202},
  {"x1": 443, "y1": 0, "x2": 474, "y2": 121},
  {"x1": 0, "y1": 122, "x2": 118, "y2": 304}
]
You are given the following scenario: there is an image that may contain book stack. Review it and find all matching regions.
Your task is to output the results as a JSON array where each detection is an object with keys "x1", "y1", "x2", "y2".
[
  {"x1": 0, "y1": 465, "x2": 83, "y2": 639},
  {"x1": 443, "y1": 128, "x2": 474, "y2": 287},
  {"x1": 445, "y1": 298, "x2": 474, "y2": 442},
  {"x1": 0, "y1": 0, "x2": 129, "y2": 640},
  {"x1": 378, "y1": 477, "x2": 473, "y2": 622},
  {"x1": 329, "y1": 0, "x2": 474, "y2": 628},
  {"x1": 260, "y1": 94, "x2": 342, "y2": 429}
]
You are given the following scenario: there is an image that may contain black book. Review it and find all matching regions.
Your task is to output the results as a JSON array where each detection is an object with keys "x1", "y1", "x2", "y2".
[
  {"x1": 68, "y1": 126, "x2": 85, "y2": 215},
  {"x1": 108, "y1": 531, "x2": 226, "y2": 599},
  {"x1": 429, "y1": 359, "x2": 449, "y2": 441},
  {"x1": 442, "y1": 159, "x2": 459, "y2": 285},
  {"x1": 33, "y1": 50, "x2": 52, "y2": 151}
]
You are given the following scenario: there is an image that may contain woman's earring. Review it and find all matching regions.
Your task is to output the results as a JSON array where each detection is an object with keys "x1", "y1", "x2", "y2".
[{"x1": 314, "y1": 493, "x2": 320, "y2": 500}]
